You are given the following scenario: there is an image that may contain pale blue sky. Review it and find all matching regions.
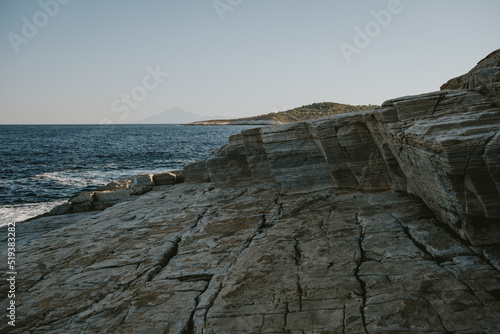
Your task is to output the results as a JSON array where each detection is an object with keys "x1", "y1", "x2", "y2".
[{"x1": 0, "y1": 0, "x2": 499, "y2": 124}]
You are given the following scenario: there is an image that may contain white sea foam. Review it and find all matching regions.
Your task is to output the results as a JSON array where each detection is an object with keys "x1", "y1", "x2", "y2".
[
  {"x1": 0, "y1": 168, "x2": 179, "y2": 228},
  {"x1": 32, "y1": 168, "x2": 176, "y2": 187},
  {"x1": 0, "y1": 201, "x2": 66, "y2": 227},
  {"x1": 32, "y1": 171, "x2": 108, "y2": 188}
]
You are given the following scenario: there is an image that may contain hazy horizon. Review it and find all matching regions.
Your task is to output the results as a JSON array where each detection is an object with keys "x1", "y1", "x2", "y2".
[{"x1": 1, "y1": 0, "x2": 499, "y2": 124}]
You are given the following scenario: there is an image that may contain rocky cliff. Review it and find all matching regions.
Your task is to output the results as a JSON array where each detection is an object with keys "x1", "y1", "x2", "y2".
[
  {"x1": 186, "y1": 72, "x2": 500, "y2": 246},
  {"x1": 1, "y1": 51, "x2": 500, "y2": 333}
]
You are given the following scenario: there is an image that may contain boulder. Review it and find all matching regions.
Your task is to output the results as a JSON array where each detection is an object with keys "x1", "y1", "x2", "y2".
[
  {"x1": 152, "y1": 172, "x2": 177, "y2": 186},
  {"x1": 69, "y1": 191, "x2": 95, "y2": 212},
  {"x1": 96, "y1": 179, "x2": 131, "y2": 191},
  {"x1": 130, "y1": 174, "x2": 154, "y2": 195},
  {"x1": 171, "y1": 170, "x2": 185, "y2": 183}
]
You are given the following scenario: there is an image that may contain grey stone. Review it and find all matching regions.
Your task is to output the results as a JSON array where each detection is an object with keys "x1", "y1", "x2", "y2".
[
  {"x1": 130, "y1": 174, "x2": 154, "y2": 195},
  {"x1": 93, "y1": 189, "x2": 133, "y2": 210},
  {"x1": 47, "y1": 202, "x2": 73, "y2": 215},
  {"x1": 152, "y1": 172, "x2": 177, "y2": 186},
  {"x1": 96, "y1": 179, "x2": 131, "y2": 191},
  {"x1": 69, "y1": 191, "x2": 95, "y2": 212},
  {"x1": 184, "y1": 160, "x2": 211, "y2": 183}
]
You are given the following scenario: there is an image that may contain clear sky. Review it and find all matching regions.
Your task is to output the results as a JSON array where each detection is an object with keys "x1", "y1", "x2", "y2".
[{"x1": 0, "y1": 0, "x2": 499, "y2": 124}]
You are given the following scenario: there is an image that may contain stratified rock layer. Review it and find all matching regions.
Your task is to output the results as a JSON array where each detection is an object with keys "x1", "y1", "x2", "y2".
[
  {"x1": 186, "y1": 88, "x2": 500, "y2": 246},
  {"x1": 1, "y1": 51, "x2": 500, "y2": 333},
  {"x1": 441, "y1": 49, "x2": 500, "y2": 104}
]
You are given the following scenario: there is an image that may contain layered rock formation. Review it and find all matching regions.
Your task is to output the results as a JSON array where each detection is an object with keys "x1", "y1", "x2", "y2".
[
  {"x1": 186, "y1": 89, "x2": 500, "y2": 246},
  {"x1": 1, "y1": 51, "x2": 500, "y2": 333},
  {"x1": 441, "y1": 49, "x2": 500, "y2": 104}
]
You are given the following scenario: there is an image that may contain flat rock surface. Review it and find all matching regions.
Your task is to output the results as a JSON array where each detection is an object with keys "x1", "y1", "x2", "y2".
[{"x1": 2, "y1": 182, "x2": 499, "y2": 333}]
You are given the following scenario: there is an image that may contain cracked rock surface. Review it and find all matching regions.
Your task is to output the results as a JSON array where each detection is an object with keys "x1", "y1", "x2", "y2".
[{"x1": 2, "y1": 184, "x2": 500, "y2": 333}]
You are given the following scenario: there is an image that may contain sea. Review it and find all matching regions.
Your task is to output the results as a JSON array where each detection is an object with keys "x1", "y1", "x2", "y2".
[{"x1": 0, "y1": 124, "x2": 253, "y2": 227}]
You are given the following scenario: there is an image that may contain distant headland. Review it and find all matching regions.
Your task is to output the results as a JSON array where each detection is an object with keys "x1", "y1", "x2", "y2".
[{"x1": 187, "y1": 102, "x2": 377, "y2": 125}]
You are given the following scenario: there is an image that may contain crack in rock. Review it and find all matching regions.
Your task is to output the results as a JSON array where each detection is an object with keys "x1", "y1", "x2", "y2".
[
  {"x1": 354, "y1": 212, "x2": 368, "y2": 334},
  {"x1": 146, "y1": 236, "x2": 181, "y2": 282},
  {"x1": 203, "y1": 283, "x2": 223, "y2": 330}
]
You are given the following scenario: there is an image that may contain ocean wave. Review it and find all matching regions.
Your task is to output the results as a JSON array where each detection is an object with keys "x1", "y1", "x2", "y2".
[
  {"x1": 0, "y1": 201, "x2": 66, "y2": 227},
  {"x1": 32, "y1": 171, "x2": 109, "y2": 188},
  {"x1": 1, "y1": 124, "x2": 247, "y2": 209},
  {"x1": 31, "y1": 168, "x2": 176, "y2": 187},
  {"x1": 0, "y1": 167, "x2": 181, "y2": 226}
]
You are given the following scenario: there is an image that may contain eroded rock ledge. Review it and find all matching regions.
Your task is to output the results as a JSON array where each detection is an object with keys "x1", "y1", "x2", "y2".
[
  {"x1": 1, "y1": 51, "x2": 499, "y2": 333},
  {"x1": 184, "y1": 51, "x2": 500, "y2": 246}
]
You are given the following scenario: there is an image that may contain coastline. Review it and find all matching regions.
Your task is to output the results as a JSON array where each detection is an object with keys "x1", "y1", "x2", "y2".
[
  {"x1": 0, "y1": 124, "x2": 252, "y2": 228},
  {"x1": 186, "y1": 119, "x2": 280, "y2": 126},
  {"x1": 2, "y1": 50, "x2": 500, "y2": 333}
]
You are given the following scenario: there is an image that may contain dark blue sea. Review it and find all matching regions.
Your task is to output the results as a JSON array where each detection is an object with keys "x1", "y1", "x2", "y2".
[{"x1": 0, "y1": 124, "x2": 252, "y2": 226}]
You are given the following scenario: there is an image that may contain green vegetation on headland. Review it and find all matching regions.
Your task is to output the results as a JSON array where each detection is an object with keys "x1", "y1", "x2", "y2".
[{"x1": 188, "y1": 102, "x2": 378, "y2": 125}]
